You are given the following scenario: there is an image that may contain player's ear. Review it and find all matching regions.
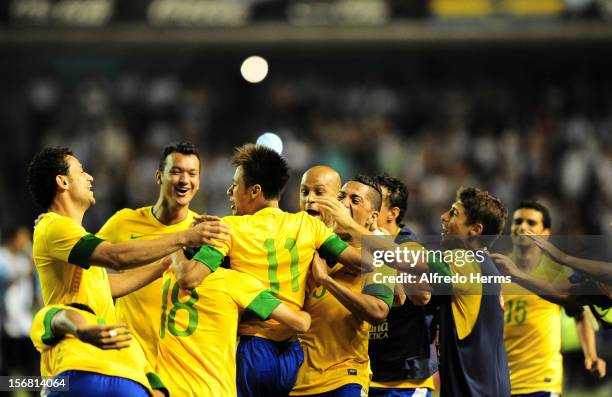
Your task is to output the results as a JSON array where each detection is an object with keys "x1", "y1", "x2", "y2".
[
  {"x1": 541, "y1": 227, "x2": 551, "y2": 239},
  {"x1": 155, "y1": 170, "x2": 162, "y2": 185},
  {"x1": 250, "y1": 184, "x2": 261, "y2": 198},
  {"x1": 468, "y1": 223, "x2": 484, "y2": 236},
  {"x1": 368, "y1": 211, "x2": 379, "y2": 231},
  {"x1": 390, "y1": 207, "x2": 400, "y2": 223},
  {"x1": 56, "y1": 175, "x2": 69, "y2": 191}
]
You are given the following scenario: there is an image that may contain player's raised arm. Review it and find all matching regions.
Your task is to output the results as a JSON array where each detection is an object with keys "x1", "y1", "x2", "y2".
[
  {"x1": 172, "y1": 248, "x2": 215, "y2": 290},
  {"x1": 491, "y1": 252, "x2": 583, "y2": 305},
  {"x1": 108, "y1": 256, "x2": 173, "y2": 298},
  {"x1": 269, "y1": 305, "x2": 311, "y2": 333},
  {"x1": 311, "y1": 252, "x2": 390, "y2": 324},
  {"x1": 90, "y1": 219, "x2": 230, "y2": 271},
  {"x1": 312, "y1": 196, "x2": 371, "y2": 242},
  {"x1": 526, "y1": 232, "x2": 612, "y2": 286}
]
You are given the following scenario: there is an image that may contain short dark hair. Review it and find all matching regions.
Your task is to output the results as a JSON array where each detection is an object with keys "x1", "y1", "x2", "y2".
[
  {"x1": 456, "y1": 187, "x2": 508, "y2": 241},
  {"x1": 515, "y1": 200, "x2": 552, "y2": 229},
  {"x1": 158, "y1": 142, "x2": 201, "y2": 172},
  {"x1": 374, "y1": 173, "x2": 408, "y2": 226},
  {"x1": 232, "y1": 144, "x2": 289, "y2": 200},
  {"x1": 27, "y1": 147, "x2": 73, "y2": 210},
  {"x1": 350, "y1": 174, "x2": 382, "y2": 212}
]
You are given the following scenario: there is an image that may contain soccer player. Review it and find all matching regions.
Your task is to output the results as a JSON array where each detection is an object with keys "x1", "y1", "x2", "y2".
[
  {"x1": 291, "y1": 175, "x2": 394, "y2": 397},
  {"x1": 26, "y1": 147, "x2": 228, "y2": 321},
  {"x1": 500, "y1": 201, "x2": 602, "y2": 396},
  {"x1": 299, "y1": 165, "x2": 342, "y2": 226},
  {"x1": 96, "y1": 142, "x2": 205, "y2": 367},
  {"x1": 491, "y1": 201, "x2": 606, "y2": 393},
  {"x1": 368, "y1": 174, "x2": 437, "y2": 397},
  {"x1": 174, "y1": 144, "x2": 372, "y2": 397},
  {"x1": 157, "y1": 259, "x2": 312, "y2": 397},
  {"x1": 332, "y1": 187, "x2": 510, "y2": 397},
  {"x1": 30, "y1": 303, "x2": 166, "y2": 397}
]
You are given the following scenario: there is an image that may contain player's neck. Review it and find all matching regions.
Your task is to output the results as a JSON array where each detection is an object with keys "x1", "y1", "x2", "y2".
[
  {"x1": 386, "y1": 223, "x2": 399, "y2": 237},
  {"x1": 252, "y1": 199, "x2": 279, "y2": 214},
  {"x1": 152, "y1": 199, "x2": 189, "y2": 225},
  {"x1": 512, "y1": 244, "x2": 542, "y2": 273},
  {"x1": 49, "y1": 196, "x2": 87, "y2": 224}
]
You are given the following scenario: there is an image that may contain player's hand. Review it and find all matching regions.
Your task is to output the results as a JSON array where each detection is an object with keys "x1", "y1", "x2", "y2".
[
  {"x1": 524, "y1": 231, "x2": 566, "y2": 263},
  {"x1": 297, "y1": 311, "x2": 312, "y2": 332},
  {"x1": 490, "y1": 253, "x2": 521, "y2": 277},
  {"x1": 312, "y1": 197, "x2": 354, "y2": 231},
  {"x1": 192, "y1": 214, "x2": 223, "y2": 226},
  {"x1": 157, "y1": 256, "x2": 173, "y2": 275},
  {"x1": 184, "y1": 219, "x2": 231, "y2": 248},
  {"x1": 152, "y1": 390, "x2": 166, "y2": 397},
  {"x1": 76, "y1": 324, "x2": 131, "y2": 350},
  {"x1": 310, "y1": 253, "x2": 330, "y2": 285},
  {"x1": 585, "y1": 356, "x2": 606, "y2": 378}
]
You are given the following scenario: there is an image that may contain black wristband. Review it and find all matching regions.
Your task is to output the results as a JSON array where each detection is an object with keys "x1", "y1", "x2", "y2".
[{"x1": 183, "y1": 246, "x2": 201, "y2": 260}]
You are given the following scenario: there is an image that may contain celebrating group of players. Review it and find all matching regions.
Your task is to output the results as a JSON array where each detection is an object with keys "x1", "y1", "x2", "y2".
[{"x1": 24, "y1": 141, "x2": 610, "y2": 397}]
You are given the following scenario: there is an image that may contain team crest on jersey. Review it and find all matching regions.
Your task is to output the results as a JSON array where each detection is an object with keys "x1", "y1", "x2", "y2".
[{"x1": 347, "y1": 369, "x2": 357, "y2": 375}]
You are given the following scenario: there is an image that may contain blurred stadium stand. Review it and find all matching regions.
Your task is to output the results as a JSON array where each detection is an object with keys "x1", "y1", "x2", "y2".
[{"x1": 0, "y1": 1, "x2": 611, "y2": 394}]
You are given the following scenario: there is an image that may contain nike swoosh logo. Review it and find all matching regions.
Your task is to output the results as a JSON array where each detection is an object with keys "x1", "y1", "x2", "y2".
[{"x1": 130, "y1": 234, "x2": 144, "y2": 239}]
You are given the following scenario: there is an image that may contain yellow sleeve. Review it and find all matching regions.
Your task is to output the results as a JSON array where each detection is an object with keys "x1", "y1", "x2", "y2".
[
  {"x1": 426, "y1": 249, "x2": 482, "y2": 340},
  {"x1": 448, "y1": 250, "x2": 483, "y2": 295},
  {"x1": 192, "y1": 216, "x2": 232, "y2": 272},
  {"x1": 30, "y1": 305, "x2": 63, "y2": 352},
  {"x1": 447, "y1": 250, "x2": 482, "y2": 340},
  {"x1": 363, "y1": 264, "x2": 396, "y2": 308},
  {"x1": 96, "y1": 211, "x2": 121, "y2": 242},
  {"x1": 30, "y1": 304, "x2": 88, "y2": 352},
  {"x1": 46, "y1": 216, "x2": 104, "y2": 269},
  {"x1": 230, "y1": 272, "x2": 282, "y2": 320}
]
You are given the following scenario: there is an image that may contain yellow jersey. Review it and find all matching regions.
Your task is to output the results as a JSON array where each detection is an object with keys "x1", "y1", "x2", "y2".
[
  {"x1": 193, "y1": 207, "x2": 349, "y2": 341},
  {"x1": 96, "y1": 206, "x2": 198, "y2": 366},
  {"x1": 30, "y1": 304, "x2": 165, "y2": 396},
  {"x1": 291, "y1": 263, "x2": 395, "y2": 396},
  {"x1": 33, "y1": 212, "x2": 114, "y2": 322},
  {"x1": 503, "y1": 254, "x2": 572, "y2": 395},
  {"x1": 157, "y1": 268, "x2": 282, "y2": 397}
]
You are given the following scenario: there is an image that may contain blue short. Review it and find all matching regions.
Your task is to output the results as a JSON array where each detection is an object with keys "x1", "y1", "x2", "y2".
[
  {"x1": 47, "y1": 370, "x2": 149, "y2": 397},
  {"x1": 236, "y1": 336, "x2": 304, "y2": 397},
  {"x1": 300, "y1": 383, "x2": 365, "y2": 397},
  {"x1": 512, "y1": 393, "x2": 559, "y2": 397},
  {"x1": 369, "y1": 387, "x2": 432, "y2": 397}
]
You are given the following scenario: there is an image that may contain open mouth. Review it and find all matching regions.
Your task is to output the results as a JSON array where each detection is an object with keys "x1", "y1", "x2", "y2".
[
  {"x1": 306, "y1": 209, "x2": 320, "y2": 217},
  {"x1": 175, "y1": 186, "x2": 189, "y2": 196}
]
